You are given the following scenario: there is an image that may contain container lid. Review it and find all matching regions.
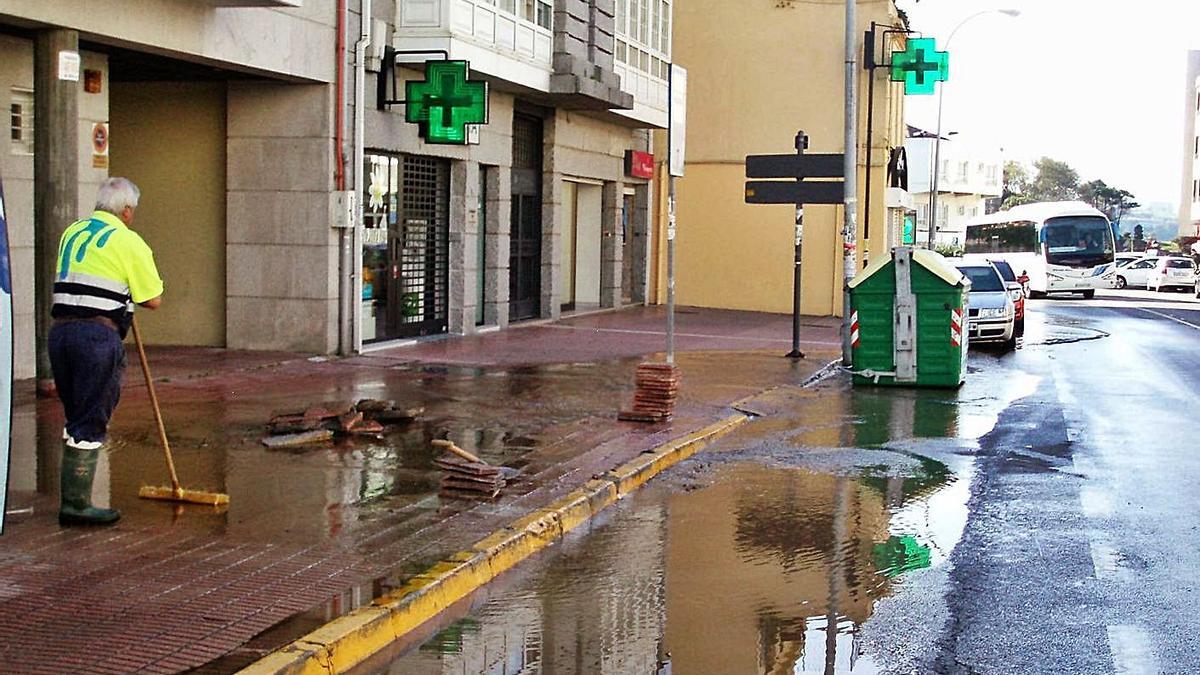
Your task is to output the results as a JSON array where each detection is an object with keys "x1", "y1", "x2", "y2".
[{"x1": 848, "y1": 248, "x2": 967, "y2": 289}]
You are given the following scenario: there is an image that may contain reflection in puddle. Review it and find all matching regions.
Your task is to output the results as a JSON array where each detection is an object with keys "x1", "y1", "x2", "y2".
[
  {"x1": 376, "y1": 358, "x2": 1044, "y2": 674},
  {"x1": 381, "y1": 453, "x2": 965, "y2": 674}
]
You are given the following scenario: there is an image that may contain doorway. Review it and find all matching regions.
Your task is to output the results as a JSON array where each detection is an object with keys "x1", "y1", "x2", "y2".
[
  {"x1": 362, "y1": 152, "x2": 450, "y2": 342},
  {"x1": 109, "y1": 81, "x2": 226, "y2": 346},
  {"x1": 509, "y1": 114, "x2": 543, "y2": 322},
  {"x1": 559, "y1": 181, "x2": 603, "y2": 313}
]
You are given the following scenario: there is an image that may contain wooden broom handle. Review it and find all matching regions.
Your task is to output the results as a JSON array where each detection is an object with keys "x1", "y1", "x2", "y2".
[
  {"x1": 432, "y1": 439, "x2": 485, "y2": 464},
  {"x1": 131, "y1": 316, "x2": 181, "y2": 492}
]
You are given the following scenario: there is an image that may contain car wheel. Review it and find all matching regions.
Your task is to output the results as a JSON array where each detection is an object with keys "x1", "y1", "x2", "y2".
[
  {"x1": 1081, "y1": 290, "x2": 1095, "y2": 299},
  {"x1": 1015, "y1": 318, "x2": 1025, "y2": 336},
  {"x1": 1115, "y1": 276, "x2": 1126, "y2": 289}
]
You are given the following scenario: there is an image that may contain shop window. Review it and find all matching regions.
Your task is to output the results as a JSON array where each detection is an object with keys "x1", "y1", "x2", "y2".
[{"x1": 10, "y1": 88, "x2": 33, "y2": 155}]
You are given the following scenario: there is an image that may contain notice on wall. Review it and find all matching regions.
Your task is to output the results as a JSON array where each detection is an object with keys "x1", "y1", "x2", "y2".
[
  {"x1": 91, "y1": 123, "x2": 109, "y2": 169},
  {"x1": 58, "y1": 50, "x2": 80, "y2": 82},
  {"x1": 669, "y1": 65, "x2": 688, "y2": 178}
]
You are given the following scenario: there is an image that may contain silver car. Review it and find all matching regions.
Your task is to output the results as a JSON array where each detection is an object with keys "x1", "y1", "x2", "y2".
[{"x1": 951, "y1": 261, "x2": 1016, "y2": 348}]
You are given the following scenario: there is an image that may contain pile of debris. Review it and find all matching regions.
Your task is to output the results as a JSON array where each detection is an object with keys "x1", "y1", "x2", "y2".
[
  {"x1": 432, "y1": 439, "x2": 507, "y2": 501},
  {"x1": 261, "y1": 399, "x2": 423, "y2": 448},
  {"x1": 618, "y1": 362, "x2": 680, "y2": 423}
]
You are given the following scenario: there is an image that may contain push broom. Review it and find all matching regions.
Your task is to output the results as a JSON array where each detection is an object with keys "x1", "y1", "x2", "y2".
[{"x1": 132, "y1": 316, "x2": 230, "y2": 506}]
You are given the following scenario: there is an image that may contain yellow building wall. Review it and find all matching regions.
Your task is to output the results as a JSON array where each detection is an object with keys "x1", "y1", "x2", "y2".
[
  {"x1": 663, "y1": 0, "x2": 905, "y2": 317},
  {"x1": 109, "y1": 81, "x2": 227, "y2": 346}
]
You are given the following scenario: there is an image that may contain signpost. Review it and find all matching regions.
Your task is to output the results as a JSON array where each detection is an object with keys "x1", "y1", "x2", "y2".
[
  {"x1": 666, "y1": 65, "x2": 687, "y2": 364},
  {"x1": 744, "y1": 133, "x2": 845, "y2": 359}
]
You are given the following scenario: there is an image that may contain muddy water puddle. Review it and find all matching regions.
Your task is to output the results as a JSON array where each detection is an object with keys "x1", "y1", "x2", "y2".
[
  {"x1": 375, "y1": 364, "x2": 1043, "y2": 674},
  {"x1": 377, "y1": 455, "x2": 965, "y2": 674}
]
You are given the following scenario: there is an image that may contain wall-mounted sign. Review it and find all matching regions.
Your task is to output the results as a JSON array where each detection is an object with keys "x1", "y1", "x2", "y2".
[
  {"x1": 84, "y1": 69, "x2": 103, "y2": 94},
  {"x1": 890, "y1": 38, "x2": 948, "y2": 96},
  {"x1": 91, "y1": 123, "x2": 109, "y2": 169},
  {"x1": 405, "y1": 60, "x2": 489, "y2": 145},
  {"x1": 57, "y1": 50, "x2": 80, "y2": 82},
  {"x1": 624, "y1": 150, "x2": 655, "y2": 179},
  {"x1": 887, "y1": 146, "x2": 908, "y2": 190}
]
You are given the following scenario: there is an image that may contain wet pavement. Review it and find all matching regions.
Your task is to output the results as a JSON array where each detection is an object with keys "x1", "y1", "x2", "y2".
[
  {"x1": 0, "y1": 307, "x2": 840, "y2": 674},
  {"x1": 375, "y1": 290, "x2": 1200, "y2": 675},
  {"x1": 377, "y1": 330, "x2": 1038, "y2": 674}
]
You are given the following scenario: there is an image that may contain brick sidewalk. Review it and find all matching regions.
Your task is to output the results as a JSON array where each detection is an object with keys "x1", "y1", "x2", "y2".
[{"x1": 1, "y1": 307, "x2": 840, "y2": 673}]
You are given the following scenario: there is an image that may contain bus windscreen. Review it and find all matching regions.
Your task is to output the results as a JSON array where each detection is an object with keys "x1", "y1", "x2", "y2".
[
  {"x1": 1042, "y1": 216, "x2": 1113, "y2": 267},
  {"x1": 965, "y1": 221, "x2": 1038, "y2": 254}
]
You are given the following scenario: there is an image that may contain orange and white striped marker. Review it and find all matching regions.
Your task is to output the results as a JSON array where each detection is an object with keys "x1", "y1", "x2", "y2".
[{"x1": 850, "y1": 310, "x2": 860, "y2": 348}]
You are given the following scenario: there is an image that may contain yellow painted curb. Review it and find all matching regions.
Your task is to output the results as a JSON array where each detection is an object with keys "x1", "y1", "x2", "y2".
[{"x1": 237, "y1": 413, "x2": 748, "y2": 675}]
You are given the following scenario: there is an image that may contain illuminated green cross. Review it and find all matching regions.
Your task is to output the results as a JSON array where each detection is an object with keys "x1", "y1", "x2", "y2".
[
  {"x1": 890, "y1": 38, "x2": 949, "y2": 96},
  {"x1": 405, "y1": 60, "x2": 489, "y2": 145}
]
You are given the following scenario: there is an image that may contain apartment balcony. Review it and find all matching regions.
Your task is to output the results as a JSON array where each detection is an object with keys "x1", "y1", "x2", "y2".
[
  {"x1": 397, "y1": 0, "x2": 636, "y2": 112},
  {"x1": 398, "y1": 0, "x2": 684, "y2": 124},
  {"x1": 397, "y1": 0, "x2": 554, "y2": 92}
]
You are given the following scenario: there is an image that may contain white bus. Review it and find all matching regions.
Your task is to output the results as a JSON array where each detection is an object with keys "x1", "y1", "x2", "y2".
[{"x1": 963, "y1": 201, "x2": 1116, "y2": 298}]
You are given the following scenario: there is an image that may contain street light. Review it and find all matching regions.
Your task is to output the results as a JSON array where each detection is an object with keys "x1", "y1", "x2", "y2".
[{"x1": 927, "y1": 8, "x2": 1020, "y2": 249}]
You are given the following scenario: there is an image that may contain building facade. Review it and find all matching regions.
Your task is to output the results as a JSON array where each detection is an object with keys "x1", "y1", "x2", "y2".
[
  {"x1": 1179, "y1": 51, "x2": 1200, "y2": 239},
  {"x1": 905, "y1": 129, "x2": 1002, "y2": 249},
  {"x1": 1, "y1": 0, "x2": 666, "y2": 380},
  {"x1": 663, "y1": 0, "x2": 907, "y2": 317}
]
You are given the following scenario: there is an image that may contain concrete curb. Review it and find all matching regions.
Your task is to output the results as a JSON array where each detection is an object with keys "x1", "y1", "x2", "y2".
[{"x1": 237, "y1": 414, "x2": 749, "y2": 675}]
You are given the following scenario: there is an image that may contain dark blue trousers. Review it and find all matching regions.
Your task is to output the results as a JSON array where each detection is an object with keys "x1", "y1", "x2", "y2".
[{"x1": 48, "y1": 321, "x2": 126, "y2": 443}]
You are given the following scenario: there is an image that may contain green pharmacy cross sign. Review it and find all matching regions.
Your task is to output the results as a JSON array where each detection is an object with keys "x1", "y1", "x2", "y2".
[
  {"x1": 405, "y1": 60, "x2": 489, "y2": 145},
  {"x1": 890, "y1": 38, "x2": 949, "y2": 96}
]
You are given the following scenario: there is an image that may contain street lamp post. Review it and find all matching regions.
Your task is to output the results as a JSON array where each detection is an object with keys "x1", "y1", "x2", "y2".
[{"x1": 927, "y1": 8, "x2": 1020, "y2": 249}]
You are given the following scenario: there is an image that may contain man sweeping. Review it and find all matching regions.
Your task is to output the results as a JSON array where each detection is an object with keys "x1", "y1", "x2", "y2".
[{"x1": 50, "y1": 177, "x2": 162, "y2": 525}]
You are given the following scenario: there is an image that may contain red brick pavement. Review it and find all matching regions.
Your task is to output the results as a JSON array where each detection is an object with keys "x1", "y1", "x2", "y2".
[{"x1": 1, "y1": 306, "x2": 841, "y2": 673}]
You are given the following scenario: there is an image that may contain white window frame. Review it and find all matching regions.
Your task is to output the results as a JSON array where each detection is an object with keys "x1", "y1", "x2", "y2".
[
  {"x1": 615, "y1": 0, "x2": 670, "y2": 78},
  {"x1": 10, "y1": 87, "x2": 33, "y2": 156}
]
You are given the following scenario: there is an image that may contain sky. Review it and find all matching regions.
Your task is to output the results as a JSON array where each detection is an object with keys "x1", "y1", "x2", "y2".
[{"x1": 898, "y1": 0, "x2": 1200, "y2": 209}]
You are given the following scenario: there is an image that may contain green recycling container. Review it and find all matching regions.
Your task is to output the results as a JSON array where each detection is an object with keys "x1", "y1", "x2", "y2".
[{"x1": 847, "y1": 248, "x2": 969, "y2": 388}]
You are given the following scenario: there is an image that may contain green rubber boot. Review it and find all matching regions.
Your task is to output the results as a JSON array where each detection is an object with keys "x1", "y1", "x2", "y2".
[{"x1": 59, "y1": 440, "x2": 120, "y2": 526}]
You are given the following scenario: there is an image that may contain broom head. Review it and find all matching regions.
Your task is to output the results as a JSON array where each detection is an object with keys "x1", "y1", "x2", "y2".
[{"x1": 139, "y1": 484, "x2": 230, "y2": 506}]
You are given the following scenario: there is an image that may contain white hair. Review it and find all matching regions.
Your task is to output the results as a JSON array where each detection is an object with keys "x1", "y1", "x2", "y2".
[{"x1": 94, "y1": 177, "x2": 140, "y2": 214}]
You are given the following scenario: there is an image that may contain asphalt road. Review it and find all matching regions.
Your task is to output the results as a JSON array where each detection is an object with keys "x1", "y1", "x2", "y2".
[{"x1": 870, "y1": 289, "x2": 1200, "y2": 674}]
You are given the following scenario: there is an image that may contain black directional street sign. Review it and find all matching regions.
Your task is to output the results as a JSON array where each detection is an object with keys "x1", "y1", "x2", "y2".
[
  {"x1": 744, "y1": 180, "x2": 844, "y2": 205},
  {"x1": 744, "y1": 149, "x2": 845, "y2": 205},
  {"x1": 746, "y1": 153, "x2": 844, "y2": 180}
]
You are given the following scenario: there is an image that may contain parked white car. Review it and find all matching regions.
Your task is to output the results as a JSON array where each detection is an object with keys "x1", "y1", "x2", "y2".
[
  {"x1": 1114, "y1": 257, "x2": 1157, "y2": 289},
  {"x1": 1147, "y1": 256, "x2": 1197, "y2": 292},
  {"x1": 1105, "y1": 254, "x2": 1145, "y2": 288}
]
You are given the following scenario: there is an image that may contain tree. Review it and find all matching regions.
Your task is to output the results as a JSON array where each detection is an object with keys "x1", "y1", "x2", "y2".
[
  {"x1": 1079, "y1": 179, "x2": 1139, "y2": 225},
  {"x1": 1001, "y1": 161, "x2": 1031, "y2": 209},
  {"x1": 1028, "y1": 157, "x2": 1079, "y2": 202},
  {"x1": 1002, "y1": 157, "x2": 1080, "y2": 208},
  {"x1": 1128, "y1": 223, "x2": 1147, "y2": 252}
]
